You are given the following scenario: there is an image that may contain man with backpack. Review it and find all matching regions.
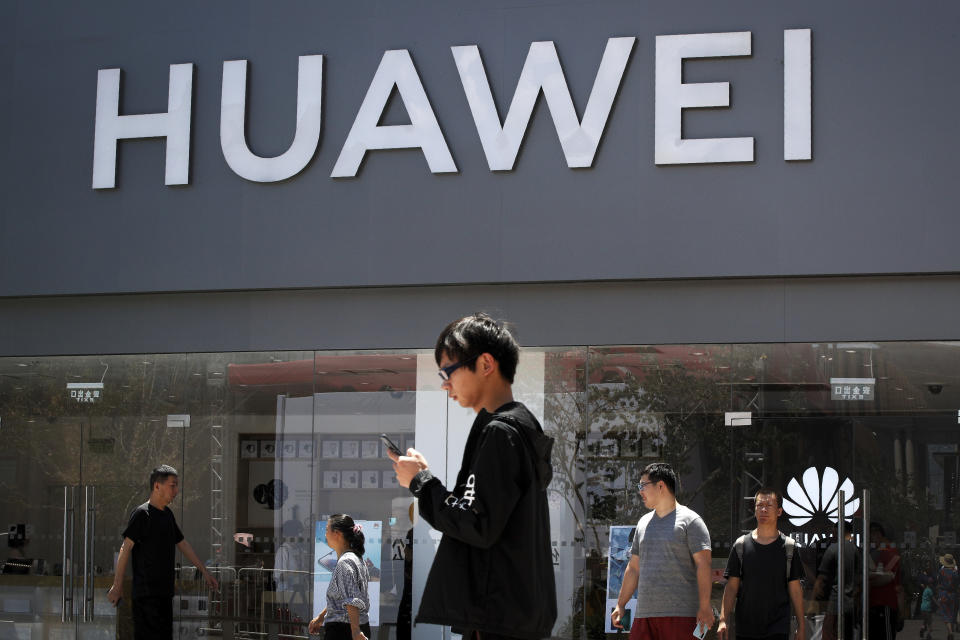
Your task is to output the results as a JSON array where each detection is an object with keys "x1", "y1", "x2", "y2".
[{"x1": 718, "y1": 488, "x2": 805, "y2": 640}]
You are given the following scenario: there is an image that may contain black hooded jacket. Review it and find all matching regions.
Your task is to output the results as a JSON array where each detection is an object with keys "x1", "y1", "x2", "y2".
[{"x1": 409, "y1": 401, "x2": 557, "y2": 639}]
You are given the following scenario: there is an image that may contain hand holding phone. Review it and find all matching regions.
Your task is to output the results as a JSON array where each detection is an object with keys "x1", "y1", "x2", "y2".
[
  {"x1": 380, "y1": 434, "x2": 403, "y2": 456},
  {"x1": 692, "y1": 622, "x2": 708, "y2": 640}
]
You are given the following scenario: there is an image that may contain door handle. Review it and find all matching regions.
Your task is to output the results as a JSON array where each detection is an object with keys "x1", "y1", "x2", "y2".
[
  {"x1": 83, "y1": 485, "x2": 96, "y2": 621},
  {"x1": 62, "y1": 486, "x2": 76, "y2": 623}
]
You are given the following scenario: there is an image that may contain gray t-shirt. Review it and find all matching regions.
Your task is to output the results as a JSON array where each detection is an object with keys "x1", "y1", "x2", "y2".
[{"x1": 629, "y1": 504, "x2": 711, "y2": 618}]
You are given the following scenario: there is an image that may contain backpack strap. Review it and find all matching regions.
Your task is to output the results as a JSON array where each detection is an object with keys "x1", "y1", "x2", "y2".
[
  {"x1": 781, "y1": 531, "x2": 796, "y2": 580},
  {"x1": 734, "y1": 533, "x2": 750, "y2": 573}
]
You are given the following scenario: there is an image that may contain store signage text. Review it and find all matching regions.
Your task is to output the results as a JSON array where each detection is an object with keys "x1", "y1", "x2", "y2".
[
  {"x1": 829, "y1": 377, "x2": 875, "y2": 401},
  {"x1": 67, "y1": 382, "x2": 104, "y2": 404},
  {"x1": 92, "y1": 29, "x2": 812, "y2": 189}
]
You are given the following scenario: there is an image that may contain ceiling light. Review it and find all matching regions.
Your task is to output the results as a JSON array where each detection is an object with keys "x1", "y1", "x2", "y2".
[
  {"x1": 16, "y1": 363, "x2": 28, "y2": 367},
  {"x1": 142, "y1": 361, "x2": 152, "y2": 365},
  {"x1": 691, "y1": 351, "x2": 705, "y2": 356},
  {"x1": 845, "y1": 350, "x2": 857, "y2": 353}
]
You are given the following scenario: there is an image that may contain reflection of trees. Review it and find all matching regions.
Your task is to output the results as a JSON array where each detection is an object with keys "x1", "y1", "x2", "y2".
[
  {"x1": 0, "y1": 355, "x2": 211, "y2": 536},
  {"x1": 542, "y1": 347, "x2": 814, "y2": 640}
]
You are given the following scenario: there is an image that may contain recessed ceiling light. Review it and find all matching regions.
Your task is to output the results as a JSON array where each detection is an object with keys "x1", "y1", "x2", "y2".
[
  {"x1": 845, "y1": 350, "x2": 857, "y2": 353},
  {"x1": 16, "y1": 363, "x2": 28, "y2": 367}
]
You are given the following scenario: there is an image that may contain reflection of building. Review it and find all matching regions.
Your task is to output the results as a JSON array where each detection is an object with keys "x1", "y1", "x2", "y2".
[{"x1": 2, "y1": 1, "x2": 960, "y2": 638}]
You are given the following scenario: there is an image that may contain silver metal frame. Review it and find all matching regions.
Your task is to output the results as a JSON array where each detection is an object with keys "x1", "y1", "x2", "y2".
[
  {"x1": 862, "y1": 489, "x2": 870, "y2": 640},
  {"x1": 61, "y1": 486, "x2": 76, "y2": 623},
  {"x1": 837, "y1": 489, "x2": 845, "y2": 640},
  {"x1": 83, "y1": 485, "x2": 96, "y2": 622}
]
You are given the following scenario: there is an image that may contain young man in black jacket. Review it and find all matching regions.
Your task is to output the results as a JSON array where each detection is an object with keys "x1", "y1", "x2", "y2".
[{"x1": 390, "y1": 313, "x2": 557, "y2": 640}]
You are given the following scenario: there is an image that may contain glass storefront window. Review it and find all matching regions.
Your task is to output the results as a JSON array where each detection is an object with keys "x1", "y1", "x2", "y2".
[{"x1": 1, "y1": 341, "x2": 959, "y2": 639}]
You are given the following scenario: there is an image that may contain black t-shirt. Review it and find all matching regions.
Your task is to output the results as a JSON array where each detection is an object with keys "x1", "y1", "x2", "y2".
[
  {"x1": 724, "y1": 534, "x2": 804, "y2": 637},
  {"x1": 122, "y1": 502, "x2": 184, "y2": 599}
]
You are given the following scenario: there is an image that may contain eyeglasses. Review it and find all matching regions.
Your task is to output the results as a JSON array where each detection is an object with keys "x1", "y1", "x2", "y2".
[
  {"x1": 438, "y1": 355, "x2": 479, "y2": 381},
  {"x1": 755, "y1": 503, "x2": 779, "y2": 511},
  {"x1": 637, "y1": 480, "x2": 658, "y2": 492}
]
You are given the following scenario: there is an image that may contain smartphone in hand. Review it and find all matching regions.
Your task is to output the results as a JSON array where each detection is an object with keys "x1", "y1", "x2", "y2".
[
  {"x1": 380, "y1": 434, "x2": 403, "y2": 456},
  {"x1": 692, "y1": 622, "x2": 708, "y2": 640}
]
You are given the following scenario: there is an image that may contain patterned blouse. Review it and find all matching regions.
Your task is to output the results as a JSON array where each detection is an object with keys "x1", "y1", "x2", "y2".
[{"x1": 325, "y1": 551, "x2": 370, "y2": 625}]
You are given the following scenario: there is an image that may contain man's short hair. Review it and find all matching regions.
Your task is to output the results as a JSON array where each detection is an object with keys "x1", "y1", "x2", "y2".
[
  {"x1": 754, "y1": 487, "x2": 782, "y2": 508},
  {"x1": 434, "y1": 313, "x2": 520, "y2": 383},
  {"x1": 149, "y1": 464, "x2": 178, "y2": 491},
  {"x1": 641, "y1": 462, "x2": 679, "y2": 496}
]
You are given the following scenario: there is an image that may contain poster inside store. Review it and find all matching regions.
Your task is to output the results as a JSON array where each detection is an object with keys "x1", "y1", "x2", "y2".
[{"x1": 605, "y1": 525, "x2": 637, "y2": 633}]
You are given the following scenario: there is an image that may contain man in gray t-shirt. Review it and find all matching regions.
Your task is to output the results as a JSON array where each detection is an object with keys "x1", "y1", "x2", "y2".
[{"x1": 612, "y1": 463, "x2": 714, "y2": 640}]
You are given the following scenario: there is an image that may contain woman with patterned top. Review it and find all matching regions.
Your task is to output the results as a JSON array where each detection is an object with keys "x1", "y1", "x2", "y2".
[
  {"x1": 308, "y1": 514, "x2": 371, "y2": 640},
  {"x1": 937, "y1": 554, "x2": 960, "y2": 640}
]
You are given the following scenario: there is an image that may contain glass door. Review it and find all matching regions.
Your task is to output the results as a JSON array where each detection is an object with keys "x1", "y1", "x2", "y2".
[
  {"x1": 0, "y1": 409, "x2": 82, "y2": 639},
  {"x1": 74, "y1": 354, "x2": 189, "y2": 640}
]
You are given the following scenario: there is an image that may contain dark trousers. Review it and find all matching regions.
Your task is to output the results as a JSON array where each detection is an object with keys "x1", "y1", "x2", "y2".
[
  {"x1": 466, "y1": 631, "x2": 529, "y2": 640},
  {"x1": 869, "y1": 605, "x2": 897, "y2": 640},
  {"x1": 325, "y1": 621, "x2": 372, "y2": 640},
  {"x1": 132, "y1": 596, "x2": 173, "y2": 640}
]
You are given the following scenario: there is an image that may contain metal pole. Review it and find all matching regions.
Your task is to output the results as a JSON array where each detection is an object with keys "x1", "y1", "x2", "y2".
[
  {"x1": 82, "y1": 485, "x2": 90, "y2": 622},
  {"x1": 837, "y1": 489, "x2": 845, "y2": 640},
  {"x1": 62, "y1": 486, "x2": 69, "y2": 623},
  {"x1": 863, "y1": 489, "x2": 870, "y2": 640}
]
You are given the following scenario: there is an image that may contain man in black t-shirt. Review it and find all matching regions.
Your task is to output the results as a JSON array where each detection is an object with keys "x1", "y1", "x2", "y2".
[
  {"x1": 107, "y1": 465, "x2": 219, "y2": 639},
  {"x1": 719, "y1": 488, "x2": 805, "y2": 640}
]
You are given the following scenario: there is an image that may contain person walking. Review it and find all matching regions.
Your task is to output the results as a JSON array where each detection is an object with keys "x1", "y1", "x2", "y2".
[
  {"x1": 717, "y1": 488, "x2": 805, "y2": 640},
  {"x1": 936, "y1": 554, "x2": 960, "y2": 640},
  {"x1": 390, "y1": 313, "x2": 557, "y2": 640},
  {"x1": 308, "y1": 514, "x2": 371, "y2": 640},
  {"x1": 106, "y1": 465, "x2": 219, "y2": 639},
  {"x1": 610, "y1": 462, "x2": 714, "y2": 640}
]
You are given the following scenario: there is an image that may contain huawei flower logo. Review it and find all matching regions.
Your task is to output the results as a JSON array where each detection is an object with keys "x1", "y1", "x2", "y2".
[{"x1": 782, "y1": 466, "x2": 859, "y2": 527}]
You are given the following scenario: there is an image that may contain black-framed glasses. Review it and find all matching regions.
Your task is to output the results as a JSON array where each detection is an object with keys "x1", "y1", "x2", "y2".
[
  {"x1": 438, "y1": 354, "x2": 479, "y2": 381},
  {"x1": 637, "y1": 480, "x2": 657, "y2": 492}
]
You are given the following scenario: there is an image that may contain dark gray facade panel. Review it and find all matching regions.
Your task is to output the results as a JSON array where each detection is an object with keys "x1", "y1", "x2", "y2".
[
  {"x1": 1, "y1": 276, "x2": 958, "y2": 357},
  {"x1": 1, "y1": 1, "x2": 959, "y2": 297}
]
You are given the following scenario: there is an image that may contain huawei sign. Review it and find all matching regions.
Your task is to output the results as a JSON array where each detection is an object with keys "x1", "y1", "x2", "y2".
[
  {"x1": 782, "y1": 466, "x2": 859, "y2": 528},
  {"x1": 92, "y1": 29, "x2": 812, "y2": 188}
]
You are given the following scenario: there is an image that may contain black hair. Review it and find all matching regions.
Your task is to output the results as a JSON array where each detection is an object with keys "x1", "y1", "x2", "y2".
[
  {"x1": 434, "y1": 313, "x2": 520, "y2": 383},
  {"x1": 641, "y1": 462, "x2": 679, "y2": 496},
  {"x1": 754, "y1": 487, "x2": 783, "y2": 508},
  {"x1": 149, "y1": 464, "x2": 178, "y2": 492},
  {"x1": 329, "y1": 514, "x2": 365, "y2": 557}
]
